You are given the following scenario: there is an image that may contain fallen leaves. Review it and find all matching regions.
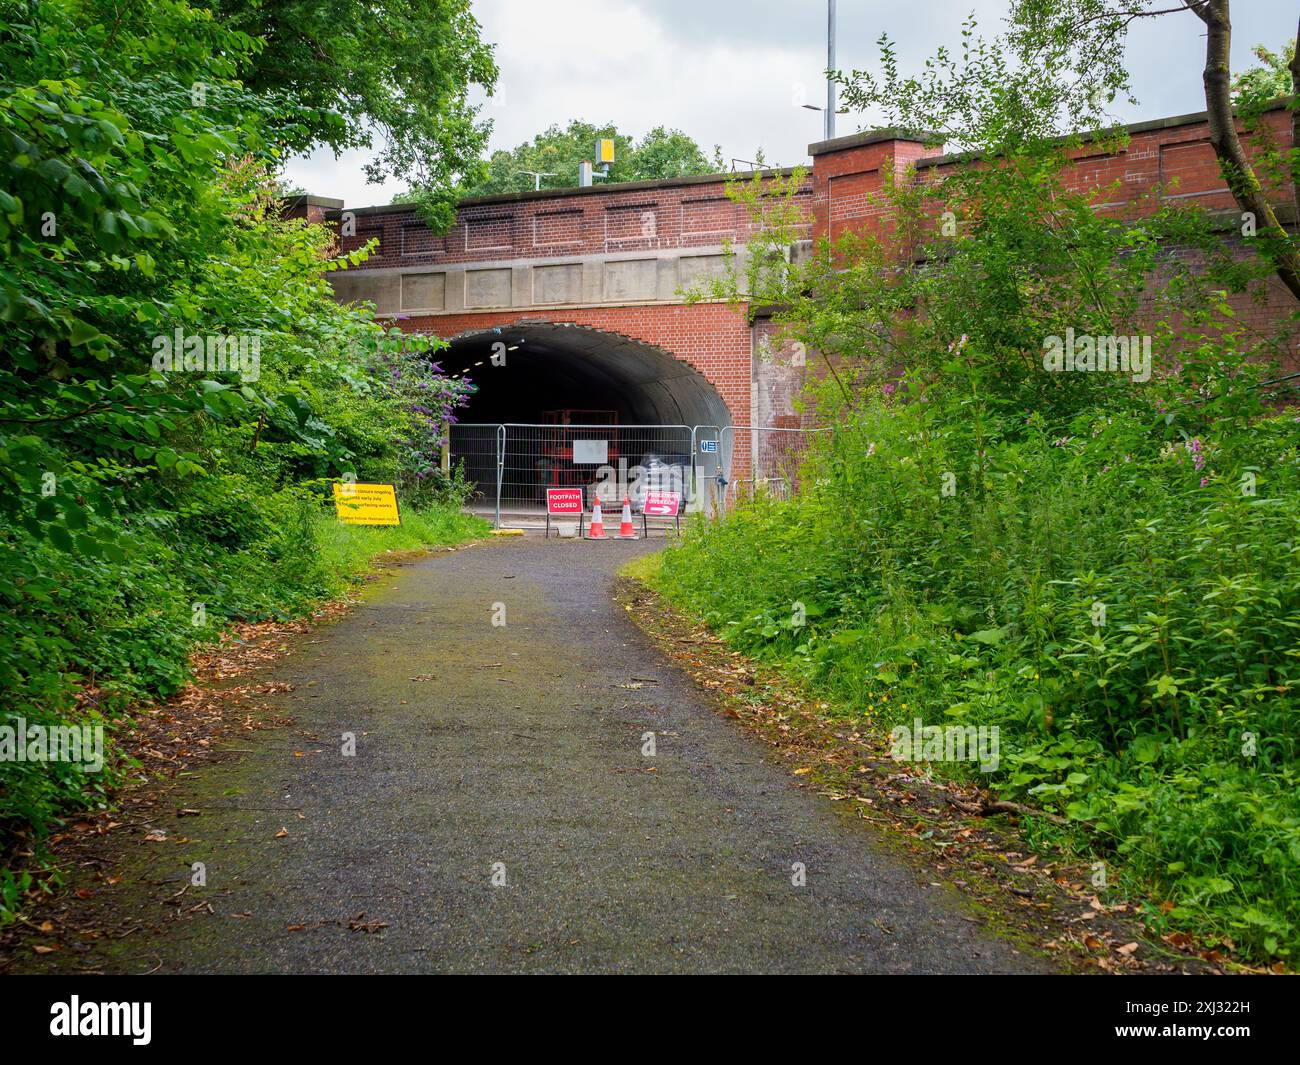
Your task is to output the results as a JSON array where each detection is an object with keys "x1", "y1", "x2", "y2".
[
  {"x1": 284, "y1": 914, "x2": 389, "y2": 935},
  {"x1": 348, "y1": 912, "x2": 388, "y2": 934}
]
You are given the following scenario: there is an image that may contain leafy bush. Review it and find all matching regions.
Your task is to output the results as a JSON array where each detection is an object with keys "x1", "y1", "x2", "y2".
[
  {"x1": 658, "y1": 368, "x2": 1300, "y2": 960},
  {"x1": 0, "y1": 0, "x2": 485, "y2": 883}
]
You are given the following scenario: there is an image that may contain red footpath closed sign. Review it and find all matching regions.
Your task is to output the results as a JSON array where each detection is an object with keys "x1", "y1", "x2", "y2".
[{"x1": 546, "y1": 487, "x2": 585, "y2": 515}]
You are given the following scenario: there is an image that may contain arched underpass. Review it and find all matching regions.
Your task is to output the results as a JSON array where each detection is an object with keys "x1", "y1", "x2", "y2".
[{"x1": 438, "y1": 324, "x2": 732, "y2": 515}]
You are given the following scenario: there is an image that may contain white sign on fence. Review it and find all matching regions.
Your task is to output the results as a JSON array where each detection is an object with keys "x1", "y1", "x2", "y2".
[{"x1": 572, "y1": 439, "x2": 609, "y2": 464}]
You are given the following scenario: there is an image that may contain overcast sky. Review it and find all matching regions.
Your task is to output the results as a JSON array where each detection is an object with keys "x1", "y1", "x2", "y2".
[{"x1": 284, "y1": 0, "x2": 1298, "y2": 207}]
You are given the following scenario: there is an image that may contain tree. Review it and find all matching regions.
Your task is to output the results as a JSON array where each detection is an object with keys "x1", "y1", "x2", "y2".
[
  {"x1": 204, "y1": 0, "x2": 498, "y2": 229},
  {"x1": 1187, "y1": 1, "x2": 1300, "y2": 302},
  {"x1": 1006, "y1": 1, "x2": 1300, "y2": 303},
  {"x1": 718, "y1": 6, "x2": 1279, "y2": 415},
  {"x1": 1233, "y1": 39, "x2": 1296, "y2": 104},
  {"x1": 632, "y1": 127, "x2": 719, "y2": 181},
  {"x1": 0, "y1": 0, "x2": 472, "y2": 853},
  {"x1": 453, "y1": 120, "x2": 715, "y2": 198}
]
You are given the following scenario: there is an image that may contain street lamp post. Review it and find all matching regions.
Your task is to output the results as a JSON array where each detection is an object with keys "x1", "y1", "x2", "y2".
[{"x1": 826, "y1": 0, "x2": 836, "y2": 141}]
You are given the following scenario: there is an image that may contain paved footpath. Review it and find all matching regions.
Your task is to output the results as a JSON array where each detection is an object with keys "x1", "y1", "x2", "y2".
[{"x1": 18, "y1": 537, "x2": 1053, "y2": 974}]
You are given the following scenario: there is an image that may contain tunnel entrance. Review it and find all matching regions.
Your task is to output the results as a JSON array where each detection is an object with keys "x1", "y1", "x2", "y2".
[
  {"x1": 439, "y1": 324, "x2": 732, "y2": 515},
  {"x1": 441, "y1": 323, "x2": 730, "y2": 426}
]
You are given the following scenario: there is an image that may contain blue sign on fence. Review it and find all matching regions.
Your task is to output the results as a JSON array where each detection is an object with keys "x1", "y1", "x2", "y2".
[{"x1": 700, "y1": 439, "x2": 718, "y2": 453}]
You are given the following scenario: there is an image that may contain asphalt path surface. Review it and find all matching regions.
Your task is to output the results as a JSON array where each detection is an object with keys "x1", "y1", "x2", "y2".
[{"x1": 15, "y1": 536, "x2": 1051, "y2": 974}]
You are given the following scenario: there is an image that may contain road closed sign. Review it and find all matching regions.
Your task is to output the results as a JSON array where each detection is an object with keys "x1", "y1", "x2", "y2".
[
  {"x1": 643, "y1": 491, "x2": 681, "y2": 517},
  {"x1": 546, "y1": 487, "x2": 585, "y2": 515},
  {"x1": 333, "y1": 482, "x2": 401, "y2": 525}
]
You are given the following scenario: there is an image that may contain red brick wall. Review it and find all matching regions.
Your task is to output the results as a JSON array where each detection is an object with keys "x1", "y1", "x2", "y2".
[
  {"x1": 810, "y1": 136, "x2": 943, "y2": 243},
  {"x1": 320, "y1": 106, "x2": 1300, "y2": 433},
  {"x1": 810, "y1": 111, "x2": 1299, "y2": 367},
  {"x1": 406, "y1": 303, "x2": 754, "y2": 428},
  {"x1": 811, "y1": 110, "x2": 1295, "y2": 237},
  {"x1": 338, "y1": 177, "x2": 785, "y2": 267}
]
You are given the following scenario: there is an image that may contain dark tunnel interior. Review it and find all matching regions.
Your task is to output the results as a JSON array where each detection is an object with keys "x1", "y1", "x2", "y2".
[
  {"x1": 438, "y1": 323, "x2": 730, "y2": 427},
  {"x1": 435, "y1": 324, "x2": 731, "y2": 510}
]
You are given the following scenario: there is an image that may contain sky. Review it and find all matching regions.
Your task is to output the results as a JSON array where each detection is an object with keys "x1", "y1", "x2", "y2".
[{"x1": 283, "y1": 0, "x2": 1299, "y2": 208}]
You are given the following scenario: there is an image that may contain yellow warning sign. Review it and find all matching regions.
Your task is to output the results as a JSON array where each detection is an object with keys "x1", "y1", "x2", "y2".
[{"x1": 333, "y1": 482, "x2": 401, "y2": 526}]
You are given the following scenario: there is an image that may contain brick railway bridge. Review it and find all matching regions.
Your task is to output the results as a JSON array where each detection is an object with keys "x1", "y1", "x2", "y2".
[{"x1": 289, "y1": 104, "x2": 1297, "y2": 512}]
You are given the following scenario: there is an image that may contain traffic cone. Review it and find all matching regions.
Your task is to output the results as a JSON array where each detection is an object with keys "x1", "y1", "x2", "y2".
[
  {"x1": 618, "y1": 495, "x2": 638, "y2": 539},
  {"x1": 586, "y1": 495, "x2": 606, "y2": 539}
]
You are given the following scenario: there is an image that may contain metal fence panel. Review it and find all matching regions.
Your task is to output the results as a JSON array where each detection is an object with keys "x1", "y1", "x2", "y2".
[
  {"x1": 499, "y1": 423, "x2": 692, "y2": 510},
  {"x1": 449, "y1": 423, "x2": 504, "y2": 524},
  {"x1": 720, "y1": 425, "x2": 828, "y2": 507},
  {"x1": 450, "y1": 421, "x2": 828, "y2": 526}
]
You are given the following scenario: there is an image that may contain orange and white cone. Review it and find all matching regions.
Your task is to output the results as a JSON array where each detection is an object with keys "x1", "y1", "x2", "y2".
[
  {"x1": 586, "y1": 495, "x2": 606, "y2": 539},
  {"x1": 618, "y1": 495, "x2": 638, "y2": 539}
]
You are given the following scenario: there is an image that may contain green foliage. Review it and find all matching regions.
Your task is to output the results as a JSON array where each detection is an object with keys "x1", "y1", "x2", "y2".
[
  {"x1": 453, "y1": 120, "x2": 716, "y2": 198},
  {"x1": 1233, "y1": 39, "x2": 1295, "y2": 107},
  {"x1": 206, "y1": 0, "x2": 496, "y2": 230},
  {"x1": 0, "y1": 0, "x2": 483, "y2": 872},
  {"x1": 668, "y1": 9, "x2": 1300, "y2": 965},
  {"x1": 659, "y1": 380, "x2": 1300, "y2": 963}
]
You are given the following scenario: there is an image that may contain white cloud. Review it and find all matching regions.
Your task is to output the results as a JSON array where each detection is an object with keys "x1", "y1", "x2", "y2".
[{"x1": 283, "y1": 0, "x2": 1299, "y2": 208}]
